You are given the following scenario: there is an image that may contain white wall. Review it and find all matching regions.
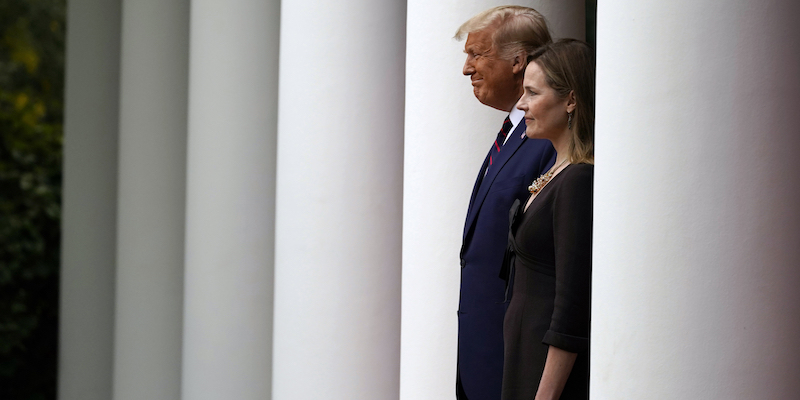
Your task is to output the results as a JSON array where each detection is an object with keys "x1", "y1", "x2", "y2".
[
  {"x1": 593, "y1": 1, "x2": 800, "y2": 398},
  {"x1": 401, "y1": 1, "x2": 584, "y2": 398}
]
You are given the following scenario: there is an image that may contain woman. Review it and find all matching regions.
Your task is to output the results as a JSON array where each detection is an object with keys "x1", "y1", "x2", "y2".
[{"x1": 501, "y1": 39, "x2": 595, "y2": 400}]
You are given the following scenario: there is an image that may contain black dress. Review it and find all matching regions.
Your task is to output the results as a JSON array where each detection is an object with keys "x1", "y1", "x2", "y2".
[{"x1": 501, "y1": 164, "x2": 593, "y2": 400}]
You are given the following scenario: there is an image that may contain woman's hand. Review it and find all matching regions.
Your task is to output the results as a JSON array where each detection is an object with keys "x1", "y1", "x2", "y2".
[{"x1": 534, "y1": 345, "x2": 578, "y2": 400}]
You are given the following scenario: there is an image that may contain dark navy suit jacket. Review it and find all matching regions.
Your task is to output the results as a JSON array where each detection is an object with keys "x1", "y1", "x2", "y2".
[{"x1": 457, "y1": 119, "x2": 555, "y2": 400}]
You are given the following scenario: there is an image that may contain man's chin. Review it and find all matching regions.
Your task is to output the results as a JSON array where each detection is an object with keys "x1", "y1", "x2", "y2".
[
  {"x1": 473, "y1": 88, "x2": 484, "y2": 101},
  {"x1": 477, "y1": 97, "x2": 510, "y2": 112},
  {"x1": 474, "y1": 92, "x2": 492, "y2": 106}
]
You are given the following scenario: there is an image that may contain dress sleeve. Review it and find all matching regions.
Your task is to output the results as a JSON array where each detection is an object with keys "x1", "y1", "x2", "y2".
[{"x1": 542, "y1": 165, "x2": 593, "y2": 353}]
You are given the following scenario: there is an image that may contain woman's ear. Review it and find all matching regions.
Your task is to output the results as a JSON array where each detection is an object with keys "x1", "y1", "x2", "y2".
[{"x1": 566, "y1": 90, "x2": 577, "y2": 114}]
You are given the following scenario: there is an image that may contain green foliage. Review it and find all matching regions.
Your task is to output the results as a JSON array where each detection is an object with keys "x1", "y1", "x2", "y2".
[{"x1": 0, "y1": 0, "x2": 65, "y2": 398}]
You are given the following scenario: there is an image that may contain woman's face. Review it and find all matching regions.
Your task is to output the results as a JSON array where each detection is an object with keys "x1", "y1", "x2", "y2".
[{"x1": 516, "y1": 61, "x2": 571, "y2": 140}]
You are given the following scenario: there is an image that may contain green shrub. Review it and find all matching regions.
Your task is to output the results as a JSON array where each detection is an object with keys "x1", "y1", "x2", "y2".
[{"x1": 0, "y1": 0, "x2": 64, "y2": 398}]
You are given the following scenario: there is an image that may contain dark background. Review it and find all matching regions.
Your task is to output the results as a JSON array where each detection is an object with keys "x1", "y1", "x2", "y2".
[{"x1": 0, "y1": 0, "x2": 64, "y2": 398}]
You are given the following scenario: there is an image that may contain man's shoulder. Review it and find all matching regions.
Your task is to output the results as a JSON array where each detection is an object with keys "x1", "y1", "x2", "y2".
[
  {"x1": 513, "y1": 137, "x2": 555, "y2": 160},
  {"x1": 498, "y1": 137, "x2": 555, "y2": 179}
]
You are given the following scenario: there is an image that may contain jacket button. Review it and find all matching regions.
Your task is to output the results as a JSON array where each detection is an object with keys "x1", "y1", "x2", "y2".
[{"x1": 460, "y1": 259, "x2": 466, "y2": 268}]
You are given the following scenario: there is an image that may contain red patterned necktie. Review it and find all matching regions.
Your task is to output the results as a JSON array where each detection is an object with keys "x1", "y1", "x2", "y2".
[{"x1": 488, "y1": 116, "x2": 513, "y2": 167}]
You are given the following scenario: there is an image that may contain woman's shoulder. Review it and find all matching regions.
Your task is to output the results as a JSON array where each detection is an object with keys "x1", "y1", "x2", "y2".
[
  {"x1": 565, "y1": 162, "x2": 593, "y2": 173},
  {"x1": 553, "y1": 163, "x2": 593, "y2": 193},
  {"x1": 559, "y1": 163, "x2": 593, "y2": 181}
]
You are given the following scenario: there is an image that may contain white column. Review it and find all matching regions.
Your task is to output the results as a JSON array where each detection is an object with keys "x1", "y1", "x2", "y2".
[
  {"x1": 181, "y1": 0, "x2": 280, "y2": 399},
  {"x1": 272, "y1": 1, "x2": 406, "y2": 399},
  {"x1": 401, "y1": 2, "x2": 584, "y2": 398},
  {"x1": 113, "y1": 0, "x2": 189, "y2": 398},
  {"x1": 59, "y1": 1, "x2": 121, "y2": 398},
  {"x1": 593, "y1": 1, "x2": 800, "y2": 398}
]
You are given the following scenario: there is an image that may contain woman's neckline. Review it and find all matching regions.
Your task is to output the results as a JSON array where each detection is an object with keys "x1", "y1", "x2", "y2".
[{"x1": 523, "y1": 163, "x2": 576, "y2": 213}]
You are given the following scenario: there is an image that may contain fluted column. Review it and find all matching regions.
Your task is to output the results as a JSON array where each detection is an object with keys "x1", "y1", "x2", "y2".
[
  {"x1": 59, "y1": 0, "x2": 121, "y2": 398},
  {"x1": 180, "y1": 0, "x2": 280, "y2": 399},
  {"x1": 401, "y1": 1, "x2": 584, "y2": 398},
  {"x1": 593, "y1": 1, "x2": 800, "y2": 398},
  {"x1": 272, "y1": 0, "x2": 406, "y2": 399},
  {"x1": 112, "y1": 0, "x2": 189, "y2": 398}
]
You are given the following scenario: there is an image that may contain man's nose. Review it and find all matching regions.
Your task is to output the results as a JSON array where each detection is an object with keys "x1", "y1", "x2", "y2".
[{"x1": 463, "y1": 57, "x2": 474, "y2": 76}]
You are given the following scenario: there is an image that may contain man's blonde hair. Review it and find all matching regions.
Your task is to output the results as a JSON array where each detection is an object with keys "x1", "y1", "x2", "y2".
[{"x1": 455, "y1": 6, "x2": 552, "y2": 60}]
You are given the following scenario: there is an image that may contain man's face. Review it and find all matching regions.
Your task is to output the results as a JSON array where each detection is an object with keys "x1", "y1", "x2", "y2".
[{"x1": 462, "y1": 28, "x2": 521, "y2": 112}]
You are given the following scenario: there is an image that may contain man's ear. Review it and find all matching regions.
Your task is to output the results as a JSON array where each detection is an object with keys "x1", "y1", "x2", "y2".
[
  {"x1": 566, "y1": 90, "x2": 577, "y2": 113},
  {"x1": 511, "y1": 51, "x2": 526, "y2": 74}
]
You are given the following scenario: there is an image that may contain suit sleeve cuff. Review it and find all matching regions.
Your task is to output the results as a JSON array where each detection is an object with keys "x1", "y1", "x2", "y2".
[{"x1": 542, "y1": 329, "x2": 588, "y2": 353}]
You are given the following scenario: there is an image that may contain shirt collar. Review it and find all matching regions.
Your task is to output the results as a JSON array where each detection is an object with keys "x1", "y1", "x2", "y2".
[{"x1": 505, "y1": 107, "x2": 525, "y2": 144}]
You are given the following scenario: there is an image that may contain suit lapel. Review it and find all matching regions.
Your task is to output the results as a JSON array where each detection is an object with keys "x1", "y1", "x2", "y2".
[
  {"x1": 462, "y1": 121, "x2": 527, "y2": 241},
  {"x1": 464, "y1": 152, "x2": 490, "y2": 231}
]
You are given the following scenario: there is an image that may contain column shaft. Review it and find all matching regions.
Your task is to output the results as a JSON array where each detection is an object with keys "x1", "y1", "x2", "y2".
[
  {"x1": 181, "y1": 0, "x2": 280, "y2": 398},
  {"x1": 593, "y1": 1, "x2": 800, "y2": 398},
  {"x1": 59, "y1": 0, "x2": 121, "y2": 398},
  {"x1": 113, "y1": 0, "x2": 189, "y2": 398},
  {"x1": 272, "y1": 0, "x2": 406, "y2": 399}
]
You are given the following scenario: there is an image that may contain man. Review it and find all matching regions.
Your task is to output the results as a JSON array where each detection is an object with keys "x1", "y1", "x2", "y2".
[{"x1": 455, "y1": 6, "x2": 556, "y2": 400}]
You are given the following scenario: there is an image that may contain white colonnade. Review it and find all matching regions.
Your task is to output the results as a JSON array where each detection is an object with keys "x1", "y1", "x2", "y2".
[
  {"x1": 59, "y1": 0, "x2": 800, "y2": 399},
  {"x1": 181, "y1": 0, "x2": 280, "y2": 399},
  {"x1": 401, "y1": 1, "x2": 584, "y2": 398},
  {"x1": 593, "y1": 1, "x2": 800, "y2": 398},
  {"x1": 271, "y1": 0, "x2": 406, "y2": 399}
]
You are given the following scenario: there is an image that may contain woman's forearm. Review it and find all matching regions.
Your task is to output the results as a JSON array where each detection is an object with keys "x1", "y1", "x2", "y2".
[{"x1": 534, "y1": 345, "x2": 578, "y2": 400}]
